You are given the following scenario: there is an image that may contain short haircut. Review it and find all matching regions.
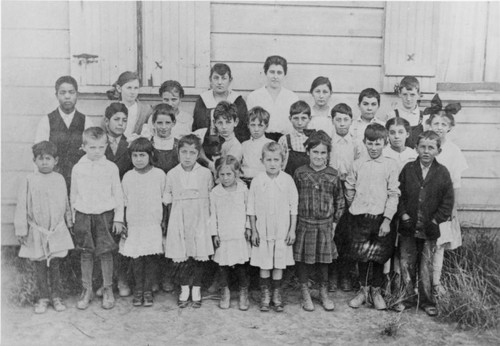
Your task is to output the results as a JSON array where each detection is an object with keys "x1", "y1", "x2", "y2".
[
  {"x1": 305, "y1": 130, "x2": 332, "y2": 153},
  {"x1": 128, "y1": 137, "x2": 156, "y2": 164},
  {"x1": 115, "y1": 71, "x2": 139, "y2": 87},
  {"x1": 428, "y1": 112, "x2": 456, "y2": 128},
  {"x1": 215, "y1": 155, "x2": 241, "y2": 177},
  {"x1": 178, "y1": 133, "x2": 202, "y2": 153},
  {"x1": 331, "y1": 103, "x2": 353, "y2": 119},
  {"x1": 105, "y1": 102, "x2": 128, "y2": 119},
  {"x1": 210, "y1": 63, "x2": 232, "y2": 80},
  {"x1": 32, "y1": 141, "x2": 57, "y2": 158},
  {"x1": 385, "y1": 117, "x2": 411, "y2": 133},
  {"x1": 262, "y1": 141, "x2": 285, "y2": 161},
  {"x1": 159, "y1": 80, "x2": 185, "y2": 98},
  {"x1": 55, "y1": 76, "x2": 78, "y2": 92},
  {"x1": 213, "y1": 101, "x2": 238, "y2": 122},
  {"x1": 248, "y1": 106, "x2": 270, "y2": 125},
  {"x1": 289, "y1": 100, "x2": 311, "y2": 117},
  {"x1": 364, "y1": 123, "x2": 388, "y2": 143},
  {"x1": 309, "y1": 76, "x2": 333, "y2": 94},
  {"x1": 263, "y1": 55, "x2": 288, "y2": 75},
  {"x1": 399, "y1": 76, "x2": 420, "y2": 93},
  {"x1": 152, "y1": 103, "x2": 176, "y2": 123},
  {"x1": 358, "y1": 88, "x2": 380, "y2": 105},
  {"x1": 82, "y1": 127, "x2": 106, "y2": 144},
  {"x1": 417, "y1": 130, "x2": 442, "y2": 149}
]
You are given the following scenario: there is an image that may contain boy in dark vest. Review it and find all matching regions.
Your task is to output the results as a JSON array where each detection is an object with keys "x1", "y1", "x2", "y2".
[{"x1": 34, "y1": 76, "x2": 88, "y2": 190}]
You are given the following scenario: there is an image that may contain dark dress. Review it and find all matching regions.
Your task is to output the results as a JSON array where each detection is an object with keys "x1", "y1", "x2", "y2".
[
  {"x1": 283, "y1": 129, "x2": 314, "y2": 177},
  {"x1": 293, "y1": 165, "x2": 345, "y2": 264},
  {"x1": 192, "y1": 90, "x2": 250, "y2": 143},
  {"x1": 48, "y1": 109, "x2": 86, "y2": 190},
  {"x1": 153, "y1": 138, "x2": 179, "y2": 174}
]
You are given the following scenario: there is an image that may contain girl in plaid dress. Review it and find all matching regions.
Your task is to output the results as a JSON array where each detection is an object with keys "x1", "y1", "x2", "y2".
[{"x1": 293, "y1": 130, "x2": 345, "y2": 311}]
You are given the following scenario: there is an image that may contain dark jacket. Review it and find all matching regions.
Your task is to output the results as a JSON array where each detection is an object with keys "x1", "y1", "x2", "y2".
[
  {"x1": 105, "y1": 135, "x2": 133, "y2": 180},
  {"x1": 398, "y1": 158, "x2": 454, "y2": 240}
]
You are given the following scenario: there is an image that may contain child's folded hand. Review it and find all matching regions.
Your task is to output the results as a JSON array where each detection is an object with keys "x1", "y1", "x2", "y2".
[
  {"x1": 17, "y1": 236, "x2": 27, "y2": 246},
  {"x1": 212, "y1": 235, "x2": 220, "y2": 249},
  {"x1": 245, "y1": 228, "x2": 252, "y2": 242},
  {"x1": 251, "y1": 230, "x2": 260, "y2": 247},
  {"x1": 285, "y1": 231, "x2": 295, "y2": 246},
  {"x1": 112, "y1": 221, "x2": 126, "y2": 235},
  {"x1": 378, "y1": 219, "x2": 391, "y2": 237}
]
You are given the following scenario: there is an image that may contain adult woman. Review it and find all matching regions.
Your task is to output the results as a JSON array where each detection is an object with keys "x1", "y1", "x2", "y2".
[{"x1": 192, "y1": 63, "x2": 249, "y2": 142}]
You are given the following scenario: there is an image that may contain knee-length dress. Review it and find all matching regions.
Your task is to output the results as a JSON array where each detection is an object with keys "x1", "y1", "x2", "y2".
[
  {"x1": 293, "y1": 165, "x2": 345, "y2": 264},
  {"x1": 210, "y1": 182, "x2": 250, "y2": 266},
  {"x1": 436, "y1": 140, "x2": 468, "y2": 249},
  {"x1": 120, "y1": 167, "x2": 167, "y2": 258},
  {"x1": 164, "y1": 163, "x2": 214, "y2": 262},
  {"x1": 248, "y1": 171, "x2": 298, "y2": 270}
]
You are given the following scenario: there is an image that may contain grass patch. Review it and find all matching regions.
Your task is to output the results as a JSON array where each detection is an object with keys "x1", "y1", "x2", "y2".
[{"x1": 438, "y1": 230, "x2": 500, "y2": 330}]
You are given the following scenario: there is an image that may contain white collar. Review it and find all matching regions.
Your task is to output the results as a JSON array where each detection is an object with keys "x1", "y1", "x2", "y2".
[
  {"x1": 200, "y1": 89, "x2": 241, "y2": 109},
  {"x1": 58, "y1": 108, "x2": 76, "y2": 118}
]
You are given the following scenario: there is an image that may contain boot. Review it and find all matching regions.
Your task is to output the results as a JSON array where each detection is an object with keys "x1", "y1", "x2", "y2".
[
  {"x1": 102, "y1": 286, "x2": 115, "y2": 310},
  {"x1": 239, "y1": 286, "x2": 249, "y2": 311},
  {"x1": 300, "y1": 283, "x2": 315, "y2": 312},
  {"x1": 319, "y1": 283, "x2": 335, "y2": 311},
  {"x1": 118, "y1": 280, "x2": 131, "y2": 297},
  {"x1": 272, "y1": 288, "x2": 284, "y2": 312},
  {"x1": 260, "y1": 285, "x2": 271, "y2": 312},
  {"x1": 77, "y1": 288, "x2": 93, "y2": 310},
  {"x1": 219, "y1": 286, "x2": 230, "y2": 309},
  {"x1": 349, "y1": 286, "x2": 368, "y2": 308},
  {"x1": 340, "y1": 277, "x2": 353, "y2": 292},
  {"x1": 371, "y1": 286, "x2": 387, "y2": 310}
]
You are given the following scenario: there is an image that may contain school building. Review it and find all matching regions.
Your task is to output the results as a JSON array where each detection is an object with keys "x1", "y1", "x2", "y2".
[{"x1": 2, "y1": 1, "x2": 499, "y2": 244}]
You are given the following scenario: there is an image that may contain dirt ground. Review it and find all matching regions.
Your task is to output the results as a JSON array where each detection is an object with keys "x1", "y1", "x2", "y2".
[{"x1": 2, "y1": 288, "x2": 499, "y2": 346}]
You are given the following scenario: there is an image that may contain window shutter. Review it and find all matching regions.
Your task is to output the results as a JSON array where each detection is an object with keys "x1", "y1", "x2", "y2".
[
  {"x1": 69, "y1": 1, "x2": 137, "y2": 91},
  {"x1": 382, "y1": 2, "x2": 439, "y2": 93},
  {"x1": 141, "y1": 1, "x2": 210, "y2": 90}
]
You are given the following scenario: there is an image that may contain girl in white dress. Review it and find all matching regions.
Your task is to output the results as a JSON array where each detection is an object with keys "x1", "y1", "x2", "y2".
[
  {"x1": 164, "y1": 134, "x2": 214, "y2": 308},
  {"x1": 120, "y1": 138, "x2": 167, "y2": 307},
  {"x1": 427, "y1": 96, "x2": 467, "y2": 294},
  {"x1": 210, "y1": 156, "x2": 251, "y2": 310},
  {"x1": 249, "y1": 142, "x2": 298, "y2": 312}
]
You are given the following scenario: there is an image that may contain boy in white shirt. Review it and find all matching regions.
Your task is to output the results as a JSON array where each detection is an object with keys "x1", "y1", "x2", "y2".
[{"x1": 71, "y1": 127, "x2": 125, "y2": 311}]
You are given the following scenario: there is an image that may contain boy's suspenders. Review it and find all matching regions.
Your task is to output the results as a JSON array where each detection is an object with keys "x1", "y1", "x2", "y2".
[{"x1": 394, "y1": 109, "x2": 423, "y2": 125}]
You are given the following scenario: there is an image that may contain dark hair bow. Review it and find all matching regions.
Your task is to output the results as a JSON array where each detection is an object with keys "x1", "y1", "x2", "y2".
[{"x1": 423, "y1": 94, "x2": 461, "y2": 115}]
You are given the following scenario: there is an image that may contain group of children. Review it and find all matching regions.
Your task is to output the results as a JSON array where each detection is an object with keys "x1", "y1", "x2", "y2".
[{"x1": 15, "y1": 56, "x2": 468, "y2": 318}]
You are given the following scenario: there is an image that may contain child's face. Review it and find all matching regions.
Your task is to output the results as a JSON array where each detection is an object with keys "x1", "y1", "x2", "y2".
[
  {"x1": 261, "y1": 150, "x2": 283, "y2": 177},
  {"x1": 105, "y1": 112, "x2": 128, "y2": 137},
  {"x1": 363, "y1": 138, "x2": 386, "y2": 160},
  {"x1": 154, "y1": 114, "x2": 175, "y2": 139},
  {"x1": 117, "y1": 79, "x2": 139, "y2": 105},
  {"x1": 358, "y1": 97, "x2": 379, "y2": 121},
  {"x1": 417, "y1": 138, "x2": 440, "y2": 167},
  {"x1": 131, "y1": 151, "x2": 150, "y2": 171},
  {"x1": 215, "y1": 117, "x2": 238, "y2": 139},
  {"x1": 430, "y1": 115, "x2": 452, "y2": 139},
  {"x1": 82, "y1": 136, "x2": 107, "y2": 161},
  {"x1": 289, "y1": 112, "x2": 311, "y2": 133},
  {"x1": 332, "y1": 113, "x2": 352, "y2": 136},
  {"x1": 210, "y1": 72, "x2": 231, "y2": 95},
  {"x1": 308, "y1": 143, "x2": 328, "y2": 170},
  {"x1": 388, "y1": 124, "x2": 409, "y2": 150},
  {"x1": 399, "y1": 87, "x2": 420, "y2": 110},
  {"x1": 265, "y1": 64, "x2": 285, "y2": 89},
  {"x1": 161, "y1": 90, "x2": 181, "y2": 112},
  {"x1": 56, "y1": 83, "x2": 77, "y2": 114},
  {"x1": 218, "y1": 165, "x2": 237, "y2": 188},
  {"x1": 248, "y1": 118, "x2": 267, "y2": 139},
  {"x1": 311, "y1": 84, "x2": 332, "y2": 108},
  {"x1": 34, "y1": 154, "x2": 58, "y2": 174},
  {"x1": 178, "y1": 144, "x2": 200, "y2": 169}
]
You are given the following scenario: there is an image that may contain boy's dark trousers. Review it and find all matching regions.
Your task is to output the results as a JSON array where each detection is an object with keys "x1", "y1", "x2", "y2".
[
  {"x1": 35, "y1": 258, "x2": 62, "y2": 299},
  {"x1": 399, "y1": 235, "x2": 436, "y2": 306},
  {"x1": 132, "y1": 255, "x2": 155, "y2": 293}
]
